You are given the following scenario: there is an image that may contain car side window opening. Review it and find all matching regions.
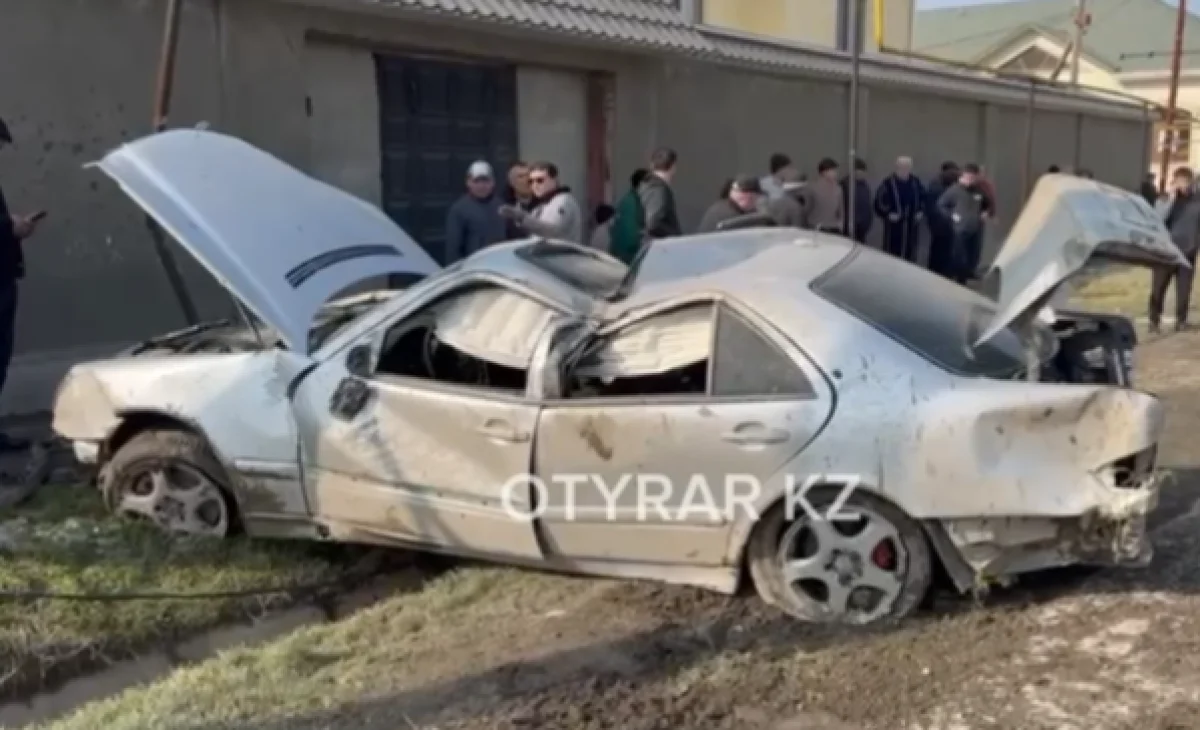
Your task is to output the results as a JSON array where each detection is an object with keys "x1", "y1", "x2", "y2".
[
  {"x1": 711, "y1": 306, "x2": 814, "y2": 397},
  {"x1": 565, "y1": 303, "x2": 715, "y2": 398},
  {"x1": 373, "y1": 285, "x2": 556, "y2": 394}
]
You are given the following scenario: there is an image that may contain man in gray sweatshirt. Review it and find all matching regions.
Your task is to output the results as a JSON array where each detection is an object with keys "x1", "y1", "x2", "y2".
[
  {"x1": 1149, "y1": 166, "x2": 1200, "y2": 333},
  {"x1": 937, "y1": 162, "x2": 994, "y2": 284},
  {"x1": 444, "y1": 160, "x2": 508, "y2": 265}
]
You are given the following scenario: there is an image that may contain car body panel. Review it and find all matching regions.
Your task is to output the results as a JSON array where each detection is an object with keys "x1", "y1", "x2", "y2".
[
  {"x1": 89, "y1": 129, "x2": 440, "y2": 353},
  {"x1": 978, "y1": 174, "x2": 1186, "y2": 346}
]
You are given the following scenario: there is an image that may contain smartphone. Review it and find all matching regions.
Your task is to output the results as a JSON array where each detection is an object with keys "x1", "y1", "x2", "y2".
[{"x1": 29, "y1": 210, "x2": 47, "y2": 222}]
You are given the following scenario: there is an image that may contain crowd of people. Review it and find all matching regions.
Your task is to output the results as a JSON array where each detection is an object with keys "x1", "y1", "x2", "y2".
[{"x1": 442, "y1": 148, "x2": 1037, "y2": 285}]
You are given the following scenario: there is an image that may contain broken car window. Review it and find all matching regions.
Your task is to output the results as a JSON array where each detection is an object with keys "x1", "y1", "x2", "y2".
[
  {"x1": 375, "y1": 285, "x2": 555, "y2": 393},
  {"x1": 566, "y1": 303, "x2": 714, "y2": 398},
  {"x1": 713, "y1": 306, "x2": 813, "y2": 397}
]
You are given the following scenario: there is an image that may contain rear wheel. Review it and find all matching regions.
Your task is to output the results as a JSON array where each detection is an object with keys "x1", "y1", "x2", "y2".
[
  {"x1": 103, "y1": 429, "x2": 236, "y2": 538},
  {"x1": 747, "y1": 490, "x2": 932, "y2": 624}
]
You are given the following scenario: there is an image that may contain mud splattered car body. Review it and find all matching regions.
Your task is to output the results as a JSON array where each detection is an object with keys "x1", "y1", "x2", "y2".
[{"x1": 53, "y1": 131, "x2": 1182, "y2": 623}]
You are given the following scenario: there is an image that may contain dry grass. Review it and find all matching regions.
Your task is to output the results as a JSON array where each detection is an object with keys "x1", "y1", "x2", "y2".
[
  {"x1": 1068, "y1": 264, "x2": 1198, "y2": 321},
  {"x1": 0, "y1": 484, "x2": 359, "y2": 704}
]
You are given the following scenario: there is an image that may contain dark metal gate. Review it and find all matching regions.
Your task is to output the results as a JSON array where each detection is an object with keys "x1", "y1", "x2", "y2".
[{"x1": 376, "y1": 54, "x2": 519, "y2": 265}]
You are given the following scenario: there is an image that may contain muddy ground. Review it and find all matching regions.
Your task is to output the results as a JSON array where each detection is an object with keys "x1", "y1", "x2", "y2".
[{"x1": 149, "y1": 330, "x2": 1198, "y2": 730}]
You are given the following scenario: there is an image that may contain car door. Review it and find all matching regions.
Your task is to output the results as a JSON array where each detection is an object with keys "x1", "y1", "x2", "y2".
[
  {"x1": 289, "y1": 283, "x2": 562, "y2": 560},
  {"x1": 533, "y1": 299, "x2": 834, "y2": 567}
]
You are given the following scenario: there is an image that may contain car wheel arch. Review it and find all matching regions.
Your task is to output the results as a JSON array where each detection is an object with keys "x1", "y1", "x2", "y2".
[{"x1": 101, "y1": 410, "x2": 246, "y2": 514}]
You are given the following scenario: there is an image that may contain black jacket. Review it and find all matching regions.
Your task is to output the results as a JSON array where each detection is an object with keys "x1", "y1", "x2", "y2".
[
  {"x1": 0, "y1": 184, "x2": 24, "y2": 282},
  {"x1": 637, "y1": 174, "x2": 681, "y2": 238},
  {"x1": 501, "y1": 185, "x2": 536, "y2": 240},
  {"x1": 697, "y1": 199, "x2": 752, "y2": 233},
  {"x1": 840, "y1": 176, "x2": 873, "y2": 237}
]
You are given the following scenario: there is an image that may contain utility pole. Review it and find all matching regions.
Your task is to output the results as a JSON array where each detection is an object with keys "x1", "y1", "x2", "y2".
[
  {"x1": 1070, "y1": 0, "x2": 1088, "y2": 86},
  {"x1": 1159, "y1": 0, "x2": 1188, "y2": 193},
  {"x1": 847, "y1": 0, "x2": 862, "y2": 241}
]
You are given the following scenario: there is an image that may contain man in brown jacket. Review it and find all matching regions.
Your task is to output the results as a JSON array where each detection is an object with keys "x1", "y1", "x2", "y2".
[{"x1": 801, "y1": 158, "x2": 844, "y2": 233}]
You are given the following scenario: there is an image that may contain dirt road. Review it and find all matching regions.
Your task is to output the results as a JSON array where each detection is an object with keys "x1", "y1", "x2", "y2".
[{"x1": 47, "y1": 331, "x2": 1200, "y2": 730}]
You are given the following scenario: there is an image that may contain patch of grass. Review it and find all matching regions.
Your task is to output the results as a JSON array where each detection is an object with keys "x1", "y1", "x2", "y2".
[
  {"x1": 0, "y1": 483, "x2": 362, "y2": 702},
  {"x1": 37, "y1": 566, "x2": 610, "y2": 730},
  {"x1": 1069, "y1": 264, "x2": 1198, "y2": 321}
]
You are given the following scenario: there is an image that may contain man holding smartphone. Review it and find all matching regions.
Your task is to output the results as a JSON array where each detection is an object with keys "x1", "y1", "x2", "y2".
[{"x1": 0, "y1": 117, "x2": 44, "y2": 450}]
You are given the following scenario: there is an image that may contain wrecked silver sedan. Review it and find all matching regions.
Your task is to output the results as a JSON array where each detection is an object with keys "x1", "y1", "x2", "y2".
[{"x1": 53, "y1": 130, "x2": 1179, "y2": 624}]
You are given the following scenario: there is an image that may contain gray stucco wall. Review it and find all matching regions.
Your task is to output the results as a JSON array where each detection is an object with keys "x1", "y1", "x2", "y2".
[{"x1": 0, "y1": 0, "x2": 1151, "y2": 414}]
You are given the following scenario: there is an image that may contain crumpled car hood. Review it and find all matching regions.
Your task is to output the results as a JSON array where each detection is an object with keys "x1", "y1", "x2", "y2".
[{"x1": 89, "y1": 129, "x2": 440, "y2": 353}]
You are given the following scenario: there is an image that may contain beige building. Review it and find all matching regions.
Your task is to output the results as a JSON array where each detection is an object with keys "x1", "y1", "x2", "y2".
[
  {"x1": 915, "y1": 0, "x2": 1200, "y2": 179},
  {"x1": 701, "y1": 0, "x2": 914, "y2": 52}
]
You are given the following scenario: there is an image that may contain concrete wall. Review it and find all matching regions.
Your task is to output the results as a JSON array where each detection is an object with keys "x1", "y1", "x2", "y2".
[{"x1": 0, "y1": 0, "x2": 1151, "y2": 415}]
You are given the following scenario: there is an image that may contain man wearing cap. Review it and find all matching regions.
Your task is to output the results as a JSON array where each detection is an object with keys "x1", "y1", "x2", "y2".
[
  {"x1": 697, "y1": 176, "x2": 762, "y2": 233},
  {"x1": 0, "y1": 118, "x2": 41, "y2": 450},
  {"x1": 444, "y1": 160, "x2": 507, "y2": 266}
]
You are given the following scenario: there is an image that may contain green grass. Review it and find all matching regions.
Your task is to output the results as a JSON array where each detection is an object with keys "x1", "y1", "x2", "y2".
[
  {"x1": 0, "y1": 484, "x2": 361, "y2": 702},
  {"x1": 36, "y1": 565, "x2": 602, "y2": 730},
  {"x1": 1068, "y1": 264, "x2": 1198, "y2": 321}
]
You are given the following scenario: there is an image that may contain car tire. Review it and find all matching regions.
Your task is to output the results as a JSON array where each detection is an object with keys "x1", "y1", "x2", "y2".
[
  {"x1": 747, "y1": 489, "x2": 932, "y2": 625},
  {"x1": 103, "y1": 428, "x2": 239, "y2": 538}
]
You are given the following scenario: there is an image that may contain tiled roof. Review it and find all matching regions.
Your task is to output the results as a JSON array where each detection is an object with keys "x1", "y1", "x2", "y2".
[
  {"x1": 292, "y1": 0, "x2": 1149, "y2": 118},
  {"x1": 914, "y1": 0, "x2": 1200, "y2": 73},
  {"x1": 362, "y1": 0, "x2": 710, "y2": 52}
]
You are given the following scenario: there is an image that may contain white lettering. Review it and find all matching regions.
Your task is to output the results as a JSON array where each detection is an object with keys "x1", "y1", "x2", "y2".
[
  {"x1": 591, "y1": 473, "x2": 633, "y2": 521},
  {"x1": 554, "y1": 473, "x2": 591, "y2": 521},
  {"x1": 501, "y1": 473, "x2": 546, "y2": 522},
  {"x1": 636, "y1": 474, "x2": 673, "y2": 521},
  {"x1": 724, "y1": 474, "x2": 763, "y2": 522},
  {"x1": 677, "y1": 475, "x2": 723, "y2": 523}
]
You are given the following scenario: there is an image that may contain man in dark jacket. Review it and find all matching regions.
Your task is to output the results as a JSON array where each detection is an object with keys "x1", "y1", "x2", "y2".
[
  {"x1": 841, "y1": 158, "x2": 872, "y2": 243},
  {"x1": 501, "y1": 161, "x2": 535, "y2": 240},
  {"x1": 937, "y1": 162, "x2": 993, "y2": 284},
  {"x1": 1148, "y1": 166, "x2": 1200, "y2": 333},
  {"x1": 1140, "y1": 172, "x2": 1160, "y2": 206},
  {"x1": 0, "y1": 118, "x2": 40, "y2": 450},
  {"x1": 925, "y1": 161, "x2": 960, "y2": 280},
  {"x1": 638, "y1": 147, "x2": 682, "y2": 239},
  {"x1": 698, "y1": 176, "x2": 762, "y2": 233},
  {"x1": 444, "y1": 160, "x2": 507, "y2": 265},
  {"x1": 610, "y1": 169, "x2": 648, "y2": 264},
  {"x1": 768, "y1": 180, "x2": 806, "y2": 228},
  {"x1": 874, "y1": 155, "x2": 925, "y2": 262}
]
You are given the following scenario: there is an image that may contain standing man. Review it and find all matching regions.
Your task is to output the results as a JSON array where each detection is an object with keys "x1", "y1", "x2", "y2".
[
  {"x1": 874, "y1": 156, "x2": 926, "y2": 262},
  {"x1": 801, "y1": 158, "x2": 845, "y2": 233},
  {"x1": 444, "y1": 161, "x2": 507, "y2": 265},
  {"x1": 768, "y1": 180, "x2": 806, "y2": 228},
  {"x1": 841, "y1": 158, "x2": 873, "y2": 244},
  {"x1": 502, "y1": 161, "x2": 535, "y2": 240},
  {"x1": 1148, "y1": 166, "x2": 1200, "y2": 334},
  {"x1": 0, "y1": 119, "x2": 41, "y2": 450},
  {"x1": 502, "y1": 161, "x2": 584, "y2": 244},
  {"x1": 937, "y1": 163, "x2": 993, "y2": 284},
  {"x1": 610, "y1": 168, "x2": 649, "y2": 265},
  {"x1": 697, "y1": 176, "x2": 763, "y2": 232},
  {"x1": 925, "y1": 161, "x2": 960, "y2": 280},
  {"x1": 759, "y1": 153, "x2": 796, "y2": 202},
  {"x1": 1140, "y1": 172, "x2": 1160, "y2": 206},
  {"x1": 639, "y1": 147, "x2": 682, "y2": 240}
]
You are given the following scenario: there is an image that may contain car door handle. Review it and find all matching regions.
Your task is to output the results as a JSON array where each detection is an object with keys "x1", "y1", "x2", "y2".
[
  {"x1": 475, "y1": 419, "x2": 530, "y2": 444},
  {"x1": 722, "y1": 424, "x2": 790, "y2": 446}
]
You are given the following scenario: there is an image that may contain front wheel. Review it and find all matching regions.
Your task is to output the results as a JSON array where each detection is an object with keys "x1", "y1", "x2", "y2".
[
  {"x1": 747, "y1": 490, "x2": 932, "y2": 624},
  {"x1": 103, "y1": 429, "x2": 237, "y2": 538}
]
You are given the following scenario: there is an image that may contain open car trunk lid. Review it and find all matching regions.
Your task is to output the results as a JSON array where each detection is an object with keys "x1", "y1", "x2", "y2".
[
  {"x1": 976, "y1": 174, "x2": 1187, "y2": 346},
  {"x1": 90, "y1": 129, "x2": 440, "y2": 354}
]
